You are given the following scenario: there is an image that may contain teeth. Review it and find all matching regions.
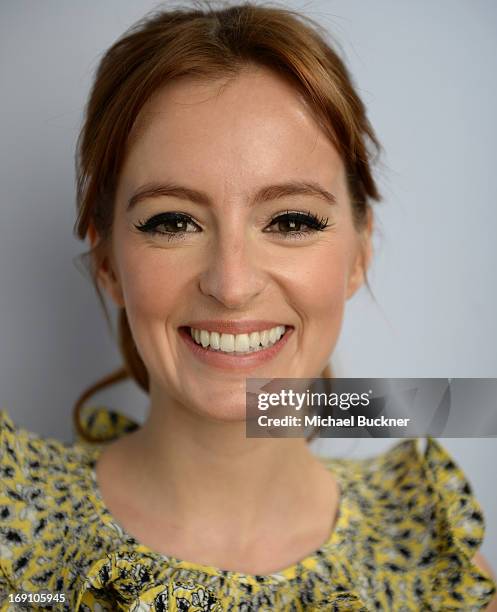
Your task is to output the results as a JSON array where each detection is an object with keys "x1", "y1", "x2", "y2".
[
  {"x1": 210, "y1": 331, "x2": 220, "y2": 350},
  {"x1": 220, "y1": 334, "x2": 235, "y2": 352},
  {"x1": 200, "y1": 330, "x2": 210, "y2": 348},
  {"x1": 249, "y1": 332, "x2": 260, "y2": 349},
  {"x1": 234, "y1": 333, "x2": 250, "y2": 352},
  {"x1": 189, "y1": 325, "x2": 286, "y2": 354}
]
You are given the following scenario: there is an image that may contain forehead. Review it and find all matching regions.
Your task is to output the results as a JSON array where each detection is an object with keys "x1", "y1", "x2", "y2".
[{"x1": 120, "y1": 65, "x2": 345, "y2": 196}]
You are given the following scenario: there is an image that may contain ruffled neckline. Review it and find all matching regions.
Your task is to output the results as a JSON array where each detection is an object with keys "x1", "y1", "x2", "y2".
[
  {"x1": 72, "y1": 436, "x2": 372, "y2": 609},
  {"x1": 80, "y1": 441, "x2": 353, "y2": 585}
]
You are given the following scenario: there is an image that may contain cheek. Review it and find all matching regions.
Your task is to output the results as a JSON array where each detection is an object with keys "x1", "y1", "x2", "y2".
[
  {"x1": 113, "y1": 246, "x2": 186, "y2": 383},
  {"x1": 289, "y1": 243, "x2": 349, "y2": 323},
  {"x1": 285, "y1": 240, "x2": 351, "y2": 370},
  {"x1": 117, "y1": 245, "x2": 183, "y2": 319}
]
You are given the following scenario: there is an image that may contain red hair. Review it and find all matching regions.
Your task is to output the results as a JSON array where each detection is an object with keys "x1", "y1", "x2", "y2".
[{"x1": 73, "y1": 1, "x2": 382, "y2": 443}]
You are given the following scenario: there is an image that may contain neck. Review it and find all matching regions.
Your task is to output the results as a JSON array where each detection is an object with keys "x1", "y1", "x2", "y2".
[{"x1": 113, "y1": 390, "x2": 332, "y2": 549}]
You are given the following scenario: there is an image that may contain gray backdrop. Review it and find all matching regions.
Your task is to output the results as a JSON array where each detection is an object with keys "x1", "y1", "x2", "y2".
[{"x1": 1, "y1": 1, "x2": 496, "y2": 563}]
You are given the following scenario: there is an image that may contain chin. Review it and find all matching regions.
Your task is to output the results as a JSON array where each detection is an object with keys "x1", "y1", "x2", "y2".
[
  {"x1": 192, "y1": 401, "x2": 247, "y2": 423},
  {"x1": 175, "y1": 382, "x2": 247, "y2": 421}
]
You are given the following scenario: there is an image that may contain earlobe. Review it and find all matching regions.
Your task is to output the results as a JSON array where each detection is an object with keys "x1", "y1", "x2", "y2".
[
  {"x1": 345, "y1": 256, "x2": 365, "y2": 300},
  {"x1": 346, "y1": 211, "x2": 373, "y2": 300},
  {"x1": 97, "y1": 255, "x2": 125, "y2": 308},
  {"x1": 97, "y1": 264, "x2": 125, "y2": 308},
  {"x1": 88, "y1": 221, "x2": 125, "y2": 308}
]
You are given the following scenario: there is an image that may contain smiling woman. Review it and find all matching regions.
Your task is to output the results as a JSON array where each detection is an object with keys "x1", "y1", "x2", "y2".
[
  {"x1": 0, "y1": 2, "x2": 496, "y2": 611},
  {"x1": 88, "y1": 65, "x2": 372, "y2": 427}
]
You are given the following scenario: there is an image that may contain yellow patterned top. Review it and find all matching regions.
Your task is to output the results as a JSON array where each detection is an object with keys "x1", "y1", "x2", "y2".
[{"x1": 0, "y1": 406, "x2": 495, "y2": 611}]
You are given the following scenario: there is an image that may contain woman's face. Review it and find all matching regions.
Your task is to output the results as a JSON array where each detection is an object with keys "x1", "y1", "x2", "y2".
[{"x1": 99, "y1": 65, "x2": 371, "y2": 421}]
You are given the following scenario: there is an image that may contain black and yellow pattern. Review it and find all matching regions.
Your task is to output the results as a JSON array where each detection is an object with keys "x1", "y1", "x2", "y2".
[{"x1": 0, "y1": 407, "x2": 495, "y2": 610}]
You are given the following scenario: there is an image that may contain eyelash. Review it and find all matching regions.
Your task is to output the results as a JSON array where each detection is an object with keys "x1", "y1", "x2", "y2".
[{"x1": 133, "y1": 210, "x2": 331, "y2": 241}]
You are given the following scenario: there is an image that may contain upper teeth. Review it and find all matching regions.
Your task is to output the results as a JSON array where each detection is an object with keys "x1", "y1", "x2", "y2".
[{"x1": 190, "y1": 325, "x2": 286, "y2": 353}]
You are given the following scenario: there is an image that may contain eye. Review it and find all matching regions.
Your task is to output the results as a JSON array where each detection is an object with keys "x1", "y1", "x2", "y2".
[
  {"x1": 134, "y1": 212, "x2": 200, "y2": 238},
  {"x1": 264, "y1": 210, "x2": 330, "y2": 238},
  {"x1": 133, "y1": 210, "x2": 331, "y2": 241}
]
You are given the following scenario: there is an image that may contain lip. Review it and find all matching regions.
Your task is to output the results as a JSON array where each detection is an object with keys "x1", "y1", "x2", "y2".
[
  {"x1": 178, "y1": 325, "x2": 294, "y2": 371},
  {"x1": 182, "y1": 320, "x2": 292, "y2": 334}
]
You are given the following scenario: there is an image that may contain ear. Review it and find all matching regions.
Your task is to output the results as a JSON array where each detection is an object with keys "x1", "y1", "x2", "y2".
[
  {"x1": 346, "y1": 208, "x2": 373, "y2": 300},
  {"x1": 88, "y1": 221, "x2": 125, "y2": 308}
]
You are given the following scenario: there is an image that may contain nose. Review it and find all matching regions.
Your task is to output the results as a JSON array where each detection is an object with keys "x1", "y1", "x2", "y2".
[{"x1": 198, "y1": 231, "x2": 266, "y2": 309}]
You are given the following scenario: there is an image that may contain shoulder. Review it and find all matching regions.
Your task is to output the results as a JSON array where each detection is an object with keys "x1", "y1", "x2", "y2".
[
  {"x1": 0, "y1": 409, "x2": 104, "y2": 595},
  {"x1": 336, "y1": 436, "x2": 488, "y2": 528},
  {"x1": 323, "y1": 437, "x2": 497, "y2": 608},
  {"x1": 0, "y1": 408, "x2": 95, "y2": 481},
  {"x1": 359, "y1": 437, "x2": 492, "y2": 560}
]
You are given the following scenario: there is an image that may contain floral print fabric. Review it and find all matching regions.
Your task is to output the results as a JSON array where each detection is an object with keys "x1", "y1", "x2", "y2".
[{"x1": 0, "y1": 407, "x2": 495, "y2": 611}]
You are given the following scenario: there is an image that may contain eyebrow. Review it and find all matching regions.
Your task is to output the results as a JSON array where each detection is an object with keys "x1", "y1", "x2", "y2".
[{"x1": 126, "y1": 180, "x2": 337, "y2": 211}]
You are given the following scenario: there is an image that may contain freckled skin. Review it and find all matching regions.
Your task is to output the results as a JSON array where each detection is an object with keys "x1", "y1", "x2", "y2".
[{"x1": 100, "y1": 65, "x2": 371, "y2": 424}]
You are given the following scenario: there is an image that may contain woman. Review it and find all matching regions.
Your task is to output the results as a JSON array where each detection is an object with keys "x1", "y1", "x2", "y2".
[{"x1": 1, "y1": 3, "x2": 496, "y2": 610}]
